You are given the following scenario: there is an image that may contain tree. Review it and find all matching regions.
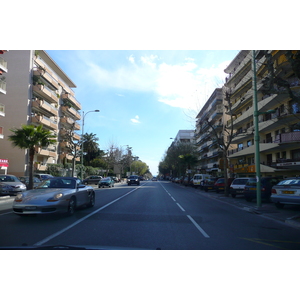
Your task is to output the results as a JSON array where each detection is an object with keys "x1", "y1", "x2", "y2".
[
  {"x1": 60, "y1": 122, "x2": 81, "y2": 177},
  {"x1": 82, "y1": 133, "x2": 100, "y2": 165},
  {"x1": 159, "y1": 142, "x2": 198, "y2": 178},
  {"x1": 8, "y1": 124, "x2": 56, "y2": 190},
  {"x1": 131, "y1": 160, "x2": 149, "y2": 176}
]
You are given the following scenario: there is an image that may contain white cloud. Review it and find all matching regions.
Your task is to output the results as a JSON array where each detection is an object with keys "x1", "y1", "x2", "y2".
[
  {"x1": 128, "y1": 55, "x2": 135, "y2": 64},
  {"x1": 130, "y1": 115, "x2": 140, "y2": 123},
  {"x1": 84, "y1": 53, "x2": 231, "y2": 111}
]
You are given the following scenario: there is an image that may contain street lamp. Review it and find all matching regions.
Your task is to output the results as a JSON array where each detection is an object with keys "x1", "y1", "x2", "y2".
[{"x1": 81, "y1": 110, "x2": 100, "y2": 180}]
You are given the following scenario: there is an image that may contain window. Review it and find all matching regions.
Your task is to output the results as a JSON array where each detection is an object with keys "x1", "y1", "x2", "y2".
[{"x1": 247, "y1": 140, "x2": 252, "y2": 147}]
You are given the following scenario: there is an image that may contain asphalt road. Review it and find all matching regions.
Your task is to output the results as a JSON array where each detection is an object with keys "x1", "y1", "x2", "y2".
[{"x1": 1, "y1": 180, "x2": 300, "y2": 249}]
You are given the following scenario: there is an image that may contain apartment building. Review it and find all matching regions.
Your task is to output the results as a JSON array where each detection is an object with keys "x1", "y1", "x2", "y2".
[
  {"x1": 0, "y1": 50, "x2": 81, "y2": 176},
  {"x1": 172, "y1": 130, "x2": 194, "y2": 145},
  {"x1": 224, "y1": 50, "x2": 300, "y2": 177},
  {"x1": 194, "y1": 88, "x2": 232, "y2": 176},
  {"x1": 0, "y1": 50, "x2": 9, "y2": 174}
]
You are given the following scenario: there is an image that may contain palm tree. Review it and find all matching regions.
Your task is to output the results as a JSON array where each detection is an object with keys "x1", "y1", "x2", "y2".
[
  {"x1": 8, "y1": 124, "x2": 56, "y2": 190},
  {"x1": 82, "y1": 133, "x2": 100, "y2": 165}
]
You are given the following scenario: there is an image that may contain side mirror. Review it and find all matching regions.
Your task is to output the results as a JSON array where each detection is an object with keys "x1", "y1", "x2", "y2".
[{"x1": 78, "y1": 184, "x2": 86, "y2": 189}]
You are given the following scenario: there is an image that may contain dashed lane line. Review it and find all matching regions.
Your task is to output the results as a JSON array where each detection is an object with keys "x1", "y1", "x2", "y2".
[{"x1": 159, "y1": 181, "x2": 210, "y2": 238}]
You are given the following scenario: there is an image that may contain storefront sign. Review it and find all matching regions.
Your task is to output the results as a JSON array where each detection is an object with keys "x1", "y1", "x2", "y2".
[{"x1": 0, "y1": 159, "x2": 9, "y2": 167}]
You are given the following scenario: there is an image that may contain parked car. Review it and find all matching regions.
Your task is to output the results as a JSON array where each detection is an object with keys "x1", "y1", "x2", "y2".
[
  {"x1": 214, "y1": 178, "x2": 235, "y2": 193},
  {"x1": 34, "y1": 174, "x2": 54, "y2": 181},
  {"x1": 230, "y1": 178, "x2": 251, "y2": 198},
  {"x1": 82, "y1": 175, "x2": 102, "y2": 185},
  {"x1": 192, "y1": 174, "x2": 211, "y2": 189},
  {"x1": 203, "y1": 177, "x2": 219, "y2": 192},
  {"x1": 183, "y1": 176, "x2": 192, "y2": 186},
  {"x1": 127, "y1": 175, "x2": 140, "y2": 186},
  {"x1": 271, "y1": 178, "x2": 300, "y2": 208},
  {"x1": 244, "y1": 177, "x2": 282, "y2": 202},
  {"x1": 19, "y1": 176, "x2": 42, "y2": 189},
  {"x1": 98, "y1": 177, "x2": 115, "y2": 188},
  {"x1": 13, "y1": 177, "x2": 95, "y2": 216},
  {"x1": 0, "y1": 174, "x2": 27, "y2": 196}
]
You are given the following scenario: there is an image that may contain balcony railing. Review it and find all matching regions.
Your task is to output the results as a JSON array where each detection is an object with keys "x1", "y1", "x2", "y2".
[
  {"x1": 0, "y1": 57, "x2": 8, "y2": 73},
  {"x1": 0, "y1": 79, "x2": 6, "y2": 94}
]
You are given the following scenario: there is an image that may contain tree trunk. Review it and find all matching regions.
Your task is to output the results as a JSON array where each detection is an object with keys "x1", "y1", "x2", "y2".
[
  {"x1": 28, "y1": 147, "x2": 35, "y2": 190},
  {"x1": 223, "y1": 149, "x2": 229, "y2": 197}
]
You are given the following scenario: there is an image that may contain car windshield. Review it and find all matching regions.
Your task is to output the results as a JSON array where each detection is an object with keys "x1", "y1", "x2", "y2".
[
  {"x1": 37, "y1": 178, "x2": 76, "y2": 189},
  {"x1": 216, "y1": 179, "x2": 225, "y2": 183},
  {"x1": 233, "y1": 179, "x2": 249, "y2": 185},
  {"x1": 277, "y1": 179, "x2": 300, "y2": 186},
  {"x1": 101, "y1": 178, "x2": 110, "y2": 182},
  {"x1": 0, "y1": 175, "x2": 18, "y2": 182}
]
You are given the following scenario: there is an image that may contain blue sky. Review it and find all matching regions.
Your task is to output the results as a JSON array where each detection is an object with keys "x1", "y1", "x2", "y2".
[{"x1": 47, "y1": 50, "x2": 240, "y2": 175}]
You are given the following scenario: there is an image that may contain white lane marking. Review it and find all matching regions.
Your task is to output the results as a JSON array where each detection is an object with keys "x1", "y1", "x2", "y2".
[
  {"x1": 34, "y1": 186, "x2": 142, "y2": 246},
  {"x1": 176, "y1": 203, "x2": 185, "y2": 212},
  {"x1": 187, "y1": 215, "x2": 210, "y2": 238},
  {"x1": 0, "y1": 211, "x2": 13, "y2": 216},
  {"x1": 159, "y1": 181, "x2": 210, "y2": 238}
]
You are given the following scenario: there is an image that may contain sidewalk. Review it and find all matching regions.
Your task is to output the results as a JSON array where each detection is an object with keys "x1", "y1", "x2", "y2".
[{"x1": 181, "y1": 184, "x2": 300, "y2": 230}]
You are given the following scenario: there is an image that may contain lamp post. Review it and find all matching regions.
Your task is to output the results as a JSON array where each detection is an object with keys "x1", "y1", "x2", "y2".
[{"x1": 81, "y1": 110, "x2": 100, "y2": 180}]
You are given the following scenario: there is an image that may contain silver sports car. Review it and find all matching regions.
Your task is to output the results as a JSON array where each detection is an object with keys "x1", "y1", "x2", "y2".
[{"x1": 13, "y1": 177, "x2": 95, "y2": 216}]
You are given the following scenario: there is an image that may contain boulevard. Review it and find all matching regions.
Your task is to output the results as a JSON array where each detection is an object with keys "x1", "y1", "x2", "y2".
[{"x1": 1, "y1": 180, "x2": 300, "y2": 250}]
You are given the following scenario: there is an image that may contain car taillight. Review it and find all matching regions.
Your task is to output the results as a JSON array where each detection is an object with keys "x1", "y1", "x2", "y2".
[{"x1": 271, "y1": 188, "x2": 277, "y2": 194}]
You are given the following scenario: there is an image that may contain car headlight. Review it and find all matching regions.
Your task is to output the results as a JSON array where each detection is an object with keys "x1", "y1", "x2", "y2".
[
  {"x1": 14, "y1": 193, "x2": 23, "y2": 202},
  {"x1": 47, "y1": 193, "x2": 63, "y2": 202},
  {"x1": 15, "y1": 184, "x2": 26, "y2": 189}
]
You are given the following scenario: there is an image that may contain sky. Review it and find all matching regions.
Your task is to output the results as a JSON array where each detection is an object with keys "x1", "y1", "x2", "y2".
[{"x1": 47, "y1": 50, "x2": 240, "y2": 175}]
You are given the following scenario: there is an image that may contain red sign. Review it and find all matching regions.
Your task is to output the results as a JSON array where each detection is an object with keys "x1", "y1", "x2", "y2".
[{"x1": 0, "y1": 159, "x2": 9, "y2": 167}]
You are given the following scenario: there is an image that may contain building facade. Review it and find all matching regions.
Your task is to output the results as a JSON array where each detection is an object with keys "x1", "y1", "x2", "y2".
[
  {"x1": 0, "y1": 50, "x2": 81, "y2": 176},
  {"x1": 224, "y1": 50, "x2": 300, "y2": 178},
  {"x1": 0, "y1": 50, "x2": 9, "y2": 174},
  {"x1": 194, "y1": 88, "x2": 232, "y2": 176}
]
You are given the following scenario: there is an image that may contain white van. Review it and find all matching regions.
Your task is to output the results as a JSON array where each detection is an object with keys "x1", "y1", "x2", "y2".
[{"x1": 192, "y1": 174, "x2": 211, "y2": 188}]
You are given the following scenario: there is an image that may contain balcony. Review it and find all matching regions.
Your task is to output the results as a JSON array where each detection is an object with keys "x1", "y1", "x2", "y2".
[
  {"x1": 274, "y1": 131, "x2": 300, "y2": 144},
  {"x1": 31, "y1": 114, "x2": 58, "y2": 130},
  {"x1": 62, "y1": 93, "x2": 81, "y2": 110},
  {"x1": 35, "y1": 146, "x2": 56, "y2": 157},
  {"x1": 0, "y1": 103, "x2": 4, "y2": 117},
  {"x1": 0, "y1": 57, "x2": 8, "y2": 73},
  {"x1": 61, "y1": 105, "x2": 81, "y2": 120},
  {"x1": 31, "y1": 98, "x2": 58, "y2": 116},
  {"x1": 33, "y1": 84, "x2": 59, "y2": 103},
  {"x1": 60, "y1": 116, "x2": 80, "y2": 131},
  {"x1": 34, "y1": 162, "x2": 47, "y2": 171},
  {"x1": 0, "y1": 79, "x2": 6, "y2": 94},
  {"x1": 33, "y1": 68, "x2": 59, "y2": 90}
]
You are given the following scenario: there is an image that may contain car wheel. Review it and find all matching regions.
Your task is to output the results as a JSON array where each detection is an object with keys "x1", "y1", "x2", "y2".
[
  {"x1": 216, "y1": 190, "x2": 219, "y2": 194},
  {"x1": 87, "y1": 192, "x2": 95, "y2": 208},
  {"x1": 245, "y1": 197, "x2": 252, "y2": 202},
  {"x1": 67, "y1": 197, "x2": 76, "y2": 216},
  {"x1": 231, "y1": 194, "x2": 236, "y2": 198},
  {"x1": 275, "y1": 202, "x2": 284, "y2": 209}
]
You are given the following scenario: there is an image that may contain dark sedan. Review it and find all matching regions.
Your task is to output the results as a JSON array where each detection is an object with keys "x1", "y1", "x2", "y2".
[
  {"x1": 244, "y1": 177, "x2": 282, "y2": 202},
  {"x1": 127, "y1": 175, "x2": 140, "y2": 186},
  {"x1": 83, "y1": 175, "x2": 102, "y2": 185},
  {"x1": 98, "y1": 177, "x2": 114, "y2": 188}
]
